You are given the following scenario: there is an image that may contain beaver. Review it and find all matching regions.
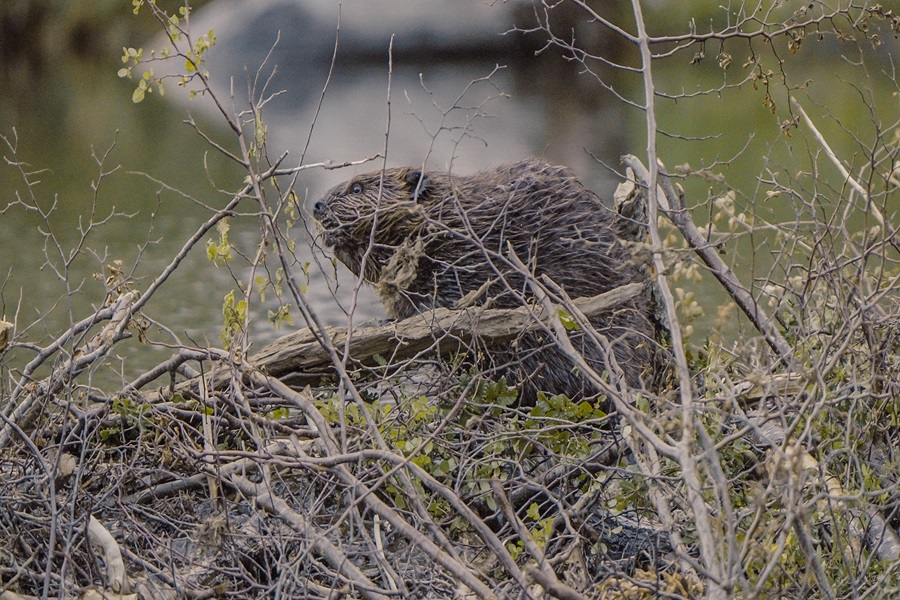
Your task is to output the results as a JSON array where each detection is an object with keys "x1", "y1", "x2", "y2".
[{"x1": 312, "y1": 159, "x2": 656, "y2": 400}]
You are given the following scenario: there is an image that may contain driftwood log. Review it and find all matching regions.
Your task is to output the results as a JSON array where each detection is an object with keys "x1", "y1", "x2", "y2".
[{"x1": 149, "y1": 282, "x2": 647, "y2": 400}]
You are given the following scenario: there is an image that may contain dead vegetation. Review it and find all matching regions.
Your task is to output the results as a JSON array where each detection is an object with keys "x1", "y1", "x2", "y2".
[{"x1": 1, "y1": 1, "x2": 899, "y2": 599}]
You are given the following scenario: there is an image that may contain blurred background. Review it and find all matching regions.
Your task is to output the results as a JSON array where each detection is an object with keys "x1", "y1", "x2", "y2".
[{"x1": 1, "y1": 0, "x2": 896, "y2": 386}]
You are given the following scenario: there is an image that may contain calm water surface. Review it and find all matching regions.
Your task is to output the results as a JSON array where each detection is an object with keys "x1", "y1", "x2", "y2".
[{"x1": 1, "y1": 1, "x2": 895, "y2": 390}]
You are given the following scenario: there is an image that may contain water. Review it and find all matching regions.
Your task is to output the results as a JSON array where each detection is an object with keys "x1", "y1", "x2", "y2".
[{"x1": 2, "y1": 1, "x2": 896, "y2": 390}]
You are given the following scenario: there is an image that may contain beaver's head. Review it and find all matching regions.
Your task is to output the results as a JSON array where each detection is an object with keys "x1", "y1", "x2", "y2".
[{"x1": 312, "y1": 167, "x2": 431, "y2": 279}]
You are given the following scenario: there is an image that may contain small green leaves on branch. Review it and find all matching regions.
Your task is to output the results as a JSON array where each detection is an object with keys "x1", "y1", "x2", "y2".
[
  {"x1": 267, "y1": 305, "x2": 294, "y2": 330},
  {"x1": 119, "y1": 47, "x2": 165, "y2": 103},
  {"x1": 206, "y1": 219, "x2": 233, "y2": 265},
  {"x1": 221, "y1": 291, "x2": 247, "y2": 348},
  {"x1": 120, "y1": 3, "x2": 216, "y2": 103},
  {"x1": 131, "y1": 0, "x2": 154, "y2": 15},
  {"x1": 185, "y1": 29, "x2": 217, "y2": 75},
  {"x1": 557, "y1": 308, "x2": 579, "y2": 332}
]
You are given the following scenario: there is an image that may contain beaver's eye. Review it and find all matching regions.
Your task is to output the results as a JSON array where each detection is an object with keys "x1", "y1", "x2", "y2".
[{"x1": 350, "y1": 182, "x2": 363, "y2": 194}]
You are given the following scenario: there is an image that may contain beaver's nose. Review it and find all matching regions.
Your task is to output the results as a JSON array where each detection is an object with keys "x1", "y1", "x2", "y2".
[{"x1": 313, "y1": 200, "x2": 325, "y2": 216}]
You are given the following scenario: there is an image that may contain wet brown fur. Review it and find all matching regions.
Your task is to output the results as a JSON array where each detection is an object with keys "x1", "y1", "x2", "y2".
[{"x1": 313, "y1": 159, "x2": 656, "y2": 400}]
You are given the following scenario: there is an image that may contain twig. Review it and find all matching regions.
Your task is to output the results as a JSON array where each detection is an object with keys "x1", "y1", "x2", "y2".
[
  {"x1": 228, "y1": 474, "x2": 393, "y2": 600},
  {"x1": 491, "y1": 480, "x2": 587, "y2": 600},
  {"x1": 87, "y1": 515, "x2": 132, "y2": 595},
  {"x1": 245, "y1": 373, "x2": 499, "y2": 599},
  {"x1": 122, "y1": 439, "x2": 305, "y2": 504},
  {"x1": 270, "y1": 154, "x2": 383, "y2": 177},
  {"x1": 0, "y1": 292, "x2": 140, "y2": 448},
  {"x1": 742, "y1": 407, "x2": 900, "y2": 565},
  {"x1": 622, "y1": 155, "x2": 796, "y2": 367},
  {"x1": 791, "y1": 97, "x2": 886, "y2": 229},
  {"x1": 121, "y1": 349, "x2": 211, "y2": 393},
  {"x1": 628, "y1": 2, "x2": 729, "y2": 592}
]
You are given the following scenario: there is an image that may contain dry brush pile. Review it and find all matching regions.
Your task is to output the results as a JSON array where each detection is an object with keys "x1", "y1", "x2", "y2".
[{"x1": 1, "y1": 1, "x2": 899, "y2": 599}]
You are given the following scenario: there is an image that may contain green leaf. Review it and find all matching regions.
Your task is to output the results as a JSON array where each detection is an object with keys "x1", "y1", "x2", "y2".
[
  {"x1": 117, "y1": 68, "x2": 130, "y2": 78},
  {"x1": 558, "y1": 308, "x2": 579, "y2": 331},
  {"x1": 132, "y1": 86, "x2": 146, "y2": 103}
]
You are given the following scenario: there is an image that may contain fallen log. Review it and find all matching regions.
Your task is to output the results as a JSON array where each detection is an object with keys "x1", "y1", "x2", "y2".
[
  {"x1": 139, "y1": 282, "x2": 647, "y2": 401},
  {"x1": 254, "y1": 281, "x2": 646, "y2": 386},
  {"x1": 135, "y1": 283, "x2": 646, "y2": 418}
]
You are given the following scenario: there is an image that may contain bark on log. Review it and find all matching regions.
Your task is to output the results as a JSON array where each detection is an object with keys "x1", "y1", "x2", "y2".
[{"x1": 253, "y1": 283, "x2": 645, "y2": 386}]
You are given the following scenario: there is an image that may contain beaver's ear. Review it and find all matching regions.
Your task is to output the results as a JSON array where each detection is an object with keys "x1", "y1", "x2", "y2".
[{"x1": 404, "y1": 169, "x2": 429, "y2": 201}]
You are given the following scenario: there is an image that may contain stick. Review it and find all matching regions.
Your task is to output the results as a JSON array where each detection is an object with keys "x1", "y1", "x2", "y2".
[{"x1": 622, "y1": 155, "x2": 796, "y2": 366}]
